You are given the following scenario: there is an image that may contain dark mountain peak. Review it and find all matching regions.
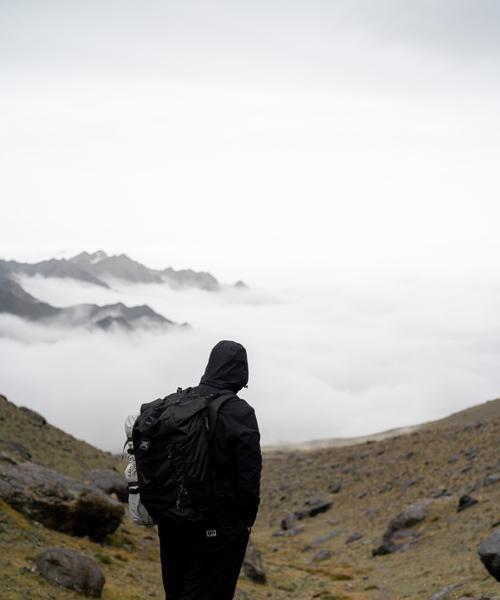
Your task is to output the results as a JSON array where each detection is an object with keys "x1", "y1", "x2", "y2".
[{"x1": 71, "y1": 250, "x2": 108, "y2": 265}]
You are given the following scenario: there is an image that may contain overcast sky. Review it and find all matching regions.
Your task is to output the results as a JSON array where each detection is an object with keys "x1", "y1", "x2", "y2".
[{"x1": 1, "y1": 0, "x2": 500, "y2": 282}]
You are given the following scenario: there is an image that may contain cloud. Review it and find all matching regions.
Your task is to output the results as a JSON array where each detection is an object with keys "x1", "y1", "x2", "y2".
[{"x1": 1, "y1": 271, "x2": 500, "y2": 452}]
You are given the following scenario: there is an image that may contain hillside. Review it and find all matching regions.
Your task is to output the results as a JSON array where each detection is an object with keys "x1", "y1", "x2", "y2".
[
  {"x1": 0, "y1": 395, "x2": 117, "y2": 478},
  {"x1": 266, "y1": 398, "x2": 500, "y2": 453},
  {"x1": 2, "y1": 394, "x2": 500, "y2": 599}
]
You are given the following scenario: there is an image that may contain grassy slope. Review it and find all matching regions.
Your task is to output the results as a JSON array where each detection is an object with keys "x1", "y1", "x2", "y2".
[
  {"x1": 2, "y1": 393, "x2": 500, "y2": 599},
  {"x1": 0, "y1": 394, "x2": 117, "y2": 478}
]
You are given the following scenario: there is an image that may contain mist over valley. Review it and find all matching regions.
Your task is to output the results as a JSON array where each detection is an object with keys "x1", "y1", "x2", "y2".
[{"x1": 1, "y1": 250, "x2": 499, "y2": 454}]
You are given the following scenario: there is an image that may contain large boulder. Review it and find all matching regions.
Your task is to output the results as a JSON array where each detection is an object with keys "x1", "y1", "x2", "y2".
[
  {"x1": 373, "y1": 499, "x2": 431, "y2": 556},
  {"x1": 242, "y1": 538, "x2": 266, "y2": 584},
  {"x1": 478, "y1": 529, "x2": 500, "y2": 581},
  {"x1": 83, "y1": 469, "x2": 128, "y2": 503},
  {"x1": 35, "y1": 547, "x2": 105, "y2": 597},
  {"x1": 0, "y1": 462, "x2": 124, "y2": 541}
]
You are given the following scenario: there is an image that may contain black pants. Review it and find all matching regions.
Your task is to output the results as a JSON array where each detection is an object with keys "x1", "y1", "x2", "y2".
[{"x1": 157, "y1": 520, "x2": 249, "y2": 600}]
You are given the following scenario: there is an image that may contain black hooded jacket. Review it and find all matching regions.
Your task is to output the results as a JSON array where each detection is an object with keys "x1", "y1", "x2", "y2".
[{"x1": 194, "y1": 341, "x2": 261, "y2": 530}]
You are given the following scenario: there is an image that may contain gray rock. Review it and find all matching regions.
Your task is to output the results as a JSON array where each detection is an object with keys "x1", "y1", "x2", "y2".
[
  {"x1": 0, "y1": 462, "x2": 123, "y2": 540},
  {"x1": 273, "y1": 525, "x2": 305, "y2": 537},
  {"x1": 280, "y1": 512, "x2": 296, "y2": 530},
  {"x1": 242, "y1": 538, "x2": 266, "y2": 584},
  {"x1": 346, "y1": 532, "x2": 363, "y2": 544},
  {"x1": 478, "y1": 529, "x2": 500, "y2": 581},
  {"x1": 428, "y1": 583, "x2": 463, "y2": 600},
  {"x1": 312, "y1": 549, "x2": 332, "y2": 562},
  {"x1": 457, "y1": 494, "x2": 478, "y2": 512},
  {"x1": 83, "y1": 470, "x2": 128, "y2": 503},
  {"x1": 296, "y1": 499, "x2": 332, "y2": 519},
  {"x1": 330, "y1": 479, "x2": 342, "y2": 494},
  {"x1": 35, "y1": 547, "x2": 105, "y2": 597},
  {"x1": 0, "y1": 440, "x2": 32, "y2": 464},
  {"x1": 484, "y1": 474, "x2": 500, "y2": 487},
  {"x1": 373, "y1": 499, "x2": 431, "y2": 556},
  {"x1": 303, "y1": 530, "x2": 344, "y2": 551},
  {"x1": 385, "y1": 499, "x2": 431, "y2": 539}
]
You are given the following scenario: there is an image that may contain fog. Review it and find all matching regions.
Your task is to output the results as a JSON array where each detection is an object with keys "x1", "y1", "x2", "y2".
[{"x1": 1, "y1": 271, "x2": 500, "y2": 452}]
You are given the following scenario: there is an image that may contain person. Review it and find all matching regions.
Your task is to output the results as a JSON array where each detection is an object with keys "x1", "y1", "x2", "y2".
[{"x1": 157, "y1": 340, "x2": 262, "y2": 600}]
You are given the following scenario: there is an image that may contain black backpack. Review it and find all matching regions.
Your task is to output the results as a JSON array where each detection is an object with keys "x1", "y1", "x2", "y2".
[{"x1": 132, "y1": 387, "x2": 233, "y2": 523}]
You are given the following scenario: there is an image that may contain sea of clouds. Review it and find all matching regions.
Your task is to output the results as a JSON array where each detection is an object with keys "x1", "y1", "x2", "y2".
[{"x1": 1, "y1": 270, "x2": 500, "y2": 452}]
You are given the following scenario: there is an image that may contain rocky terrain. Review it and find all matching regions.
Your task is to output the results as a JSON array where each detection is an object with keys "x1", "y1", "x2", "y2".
[{"x1": 2, "y1": 393, "x2": 500, "y2": 599}]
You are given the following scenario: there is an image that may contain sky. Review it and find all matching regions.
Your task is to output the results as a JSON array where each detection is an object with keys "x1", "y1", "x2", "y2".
[
  {"x1": 1, "y1": 0, "x2": 500, "y2": 281},
  {"x1": 1, "y1": 1, "x2": 500, "y2": 450}
]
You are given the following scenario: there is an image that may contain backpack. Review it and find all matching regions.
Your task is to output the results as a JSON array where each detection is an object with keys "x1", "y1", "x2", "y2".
[{"x1": 132, "y1": 387, "x2": 234, "y2": 523}]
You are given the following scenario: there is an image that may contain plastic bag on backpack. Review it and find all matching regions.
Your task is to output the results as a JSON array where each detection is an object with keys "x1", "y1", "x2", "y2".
[{"x1": 124, "y1": 415, "x2": 155, "y2": 527}]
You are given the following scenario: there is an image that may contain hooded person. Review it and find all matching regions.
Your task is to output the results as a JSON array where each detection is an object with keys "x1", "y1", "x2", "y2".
[{"x1": 157, "y1": 340, "x2": 262, "y2": 600}]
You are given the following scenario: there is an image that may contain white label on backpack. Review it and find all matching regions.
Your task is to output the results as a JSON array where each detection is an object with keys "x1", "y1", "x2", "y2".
[{"x1": 206, "y1": 529, "x2": 217, "y2": 538}]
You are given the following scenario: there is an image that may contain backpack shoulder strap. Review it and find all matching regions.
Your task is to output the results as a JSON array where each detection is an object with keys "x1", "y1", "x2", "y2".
[{"x1": 207, "y1": 390, "x2": 235, "y2": 440}]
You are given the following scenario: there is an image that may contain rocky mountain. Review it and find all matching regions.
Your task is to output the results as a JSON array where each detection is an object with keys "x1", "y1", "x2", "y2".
[
  {"x1": 71, "y1": 250, "x2": 221, "y2": 290},
  {"x1": 0, "y1": 272, "x2": 60, "y2": 321},
  {"x1": 2, "y1": 258, "x2": 110, "y2": 288},
  {"x1": 3, "y1": 392, "x2": 500, "y2": 599},
  {"x1": 0, "y1": 270, "x2": 174, "y2": 331},
  {"x1": 2, "y1": 250, "x2": 222, "y2": 291},
  {"x1": 70, "y1": 251, "x2": 164, "y2": 285}
]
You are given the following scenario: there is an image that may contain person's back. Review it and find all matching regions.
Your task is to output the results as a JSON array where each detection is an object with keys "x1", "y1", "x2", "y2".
[{"x1": 157, "y1": 340, "x2": 262, "y2": 600}]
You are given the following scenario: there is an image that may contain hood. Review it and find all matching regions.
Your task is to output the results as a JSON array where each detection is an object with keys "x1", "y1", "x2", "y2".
[{"x1": 200, "y1": 340, "x2": 249, "y2": 393}]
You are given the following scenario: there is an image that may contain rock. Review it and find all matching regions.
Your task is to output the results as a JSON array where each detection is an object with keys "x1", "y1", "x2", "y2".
[
  {"x1": 306, "y1": 499, "x2": 333, "y2": 518},
  {"x1": 303, "y1": 530, "x2": 344, "y2": 551},
  {"x1": 273, "y1": 525, "x2": 305, "y2": 537},
  {"x1": 0, "y1": 462, "x2": 124, "y2": 540},
  {"x1": 432, "y1": 487, "x2": 452, "y2": 498},
  {"x1": 372, "y1": 541, "x2": 398, "y2": 556},
  {"x1": 385, "y1": 499, "x2": 431, "y2": 537},
  {"x1": 0, "y1": 440, "x2": 32, "y2": 464},
  {"x1": 280, "y1": 512, "x2": 296, "y2": 530},
  {"x1": 378, "y1": 482, "x2": 393, "y2": 493},
  {"x1": 346, "y1": 532, "x2": 363, "y2": 544},
  {"x1": 294, "y1": 499, "x2": 332, "y2": 520},
  {"x1": 35, "y1": 547, "x2": 105, "y2": 597},
  {"x1": 373, "y1": 499, "x2": 431, "y2": 556},
  {"x1": 478, "y1": 529, "x2": 500, "y2": 581},
  {"x1": 19, "y1": 406, "x2": 47, "y2": 426},
  {"x1": 484, "y1": 474, "x2": 500, "y2": 487},
  {"x1": 312, "y1": 549, "x2": 332, "y2": 562},
  {"x1": 242, "y1": 539, "x2": 266, "y2": 584},
  {"x1": 448, "y1": 453, "x2": 460, "y2": 464},
  {"x1": 82, "y1": 470, "x2": 128, "y2": 503},
  {"x1": 457, "y1": 494, "x2": 478, "y2": 512},
  {"x1": 330, "y1": 480, "x2": 342, "y2": 494},
  {"x1": 428, "y1": 583, "x2": 463, "y2": 600}
]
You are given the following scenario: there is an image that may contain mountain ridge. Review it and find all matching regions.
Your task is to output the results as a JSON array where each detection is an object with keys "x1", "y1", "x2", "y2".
[
  {"x1": 0, "y1": 269, "x2": 175, "y2": 332},
  {"x1": 3, "y1": 250, "x2": 225, "y2": 291}
]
